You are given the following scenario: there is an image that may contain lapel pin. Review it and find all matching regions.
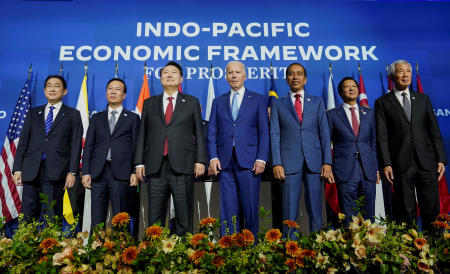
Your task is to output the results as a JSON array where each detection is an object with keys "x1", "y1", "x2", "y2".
[
  {"x1": 307, "y1": 98, "x2": 311, "y2": 101},
  {"x1": 38, "y1": 111, "x2": 43, "y2": 114},
  {"x1": 182, "y1": 99, "x2": 186, "y2": 102},
  {"x1": 362, "y1": 111, "x2": 366, "y2": 115},
  {"x1": 124, "y1": 114, "x2": 127, "y2": 117},
  {"x1": 412, "y1": 97, "x2": 415, "y2": 100}
]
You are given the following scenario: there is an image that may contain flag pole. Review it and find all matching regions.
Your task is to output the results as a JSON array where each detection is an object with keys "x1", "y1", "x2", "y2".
[
  {"x1": 329, "y1": 63, "x2": 332, "y2": 74},
  {"x1": 416, "y1": 62, "x2": 419, "y2": 75},
  {"x1": 115, "y1": 61, "x2": 119, "y2": 77},
  {"x1": 84, "y1": 62, "x2": 88, "y2": 76},
  {"x1": 59, "y1": 63, "x2": 63, "y2": 76},
  {"x1": 358, "y1": 63, "x2": 361, "y2": 75},
  {"x1": 27, "y1": 63, "x2": 32, "y2": 81},
  {"x1": 385, "y1": 64, "x2": 389, "y2": 74},
  {"x1": 144, "y1": 61, "x2": 147, "y2": 73}
]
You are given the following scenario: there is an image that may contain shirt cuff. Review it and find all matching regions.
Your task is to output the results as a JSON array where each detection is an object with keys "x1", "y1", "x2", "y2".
[
  {"x1": 256, "y1": 159, "x2": 266, "y2": 164},
  {"x1": 210, "y1": 158, "x2": 219, "y2": 163},
  {"x1": 136, "y1": 164, "x2": 145, "y2": 168}
]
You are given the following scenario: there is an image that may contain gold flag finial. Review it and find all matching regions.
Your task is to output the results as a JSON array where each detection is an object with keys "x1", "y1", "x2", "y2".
[
  {"x1": 59, "y1": 63, "x2": 63, "y2": 76},
  {"x1": 416, "y1": 62, "x2": 419, "y2": 75},
  {"x1": 329, "y1": 63, "x2": 332, "y2": 74},
  {"x1": 27, "y1": 63, "x2": 32, "y2": 80},
  {"x1": 358, "y1": 63, "x2": 361, "y2": 74}
]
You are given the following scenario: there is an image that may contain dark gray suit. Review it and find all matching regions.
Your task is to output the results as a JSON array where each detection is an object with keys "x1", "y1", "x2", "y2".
[
  {"x1": 134, "y1": 92, "x2": 207, "y2": 235},
  {"x1": 13, "y1": 104, "x2": 83, "y2": 220}
]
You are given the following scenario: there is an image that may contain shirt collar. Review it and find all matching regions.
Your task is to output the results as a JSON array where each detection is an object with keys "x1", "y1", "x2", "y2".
[
  {"x1": 343, "y1": 102, "x2": 358, "y2": 110},
  {"x1": 108, "y1": 105, "x2": 123, "y2": 114},
  {"x1": 46, "y1": 101, "x2": 62, "y2": 110},
  {"x1": 231, "y1": 86, "x2": 245, "y2": 94},
  {"x1": 394, "y1": 87, "x2": 410, "y2": 96},
  {"x1": 164, "y1": 91, "x2": 178, "y2": 101},
  {"x1": 290, "y1": 89, "x2": 305, "y2": 98}
]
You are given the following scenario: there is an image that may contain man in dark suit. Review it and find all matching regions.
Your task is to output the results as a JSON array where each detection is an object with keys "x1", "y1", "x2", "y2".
[
  {"x1": 327, "y1": 77, "x2": 379, "y2": 224},
  {"x1": 208, "y1": 61, "x2": 269, "y2": 237},
  {"x1": 135, "y1": 61, "x2": 207, "y2": 236},
  {"x1": 375, "y1": 59, "x2": 446, "y2": 232},
  {"x1": 13, "y1": 75, "x2": 83, "y2": 221},
  {"x1": 270, "y1": 63, "x2": 332, "y2": 235},
  {"x1": 81, "y1": 78, "x2": 140, "y2": 230}
]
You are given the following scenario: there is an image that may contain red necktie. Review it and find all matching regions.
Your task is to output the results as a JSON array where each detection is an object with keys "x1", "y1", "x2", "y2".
[
  {"x1": 295, "y1": 94, "x2": 303, "y2": 123},
  {"x1": 164, "y1": 97, "x2": 174, "y2": 156},
  {"x1": 350, "y1": 106, "x2": 359, "y2": 137}
]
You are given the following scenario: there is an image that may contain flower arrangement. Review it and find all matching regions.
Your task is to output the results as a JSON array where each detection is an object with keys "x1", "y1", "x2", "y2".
[{"x1": 0, "y1": 212, "x2": 449, "y2": 273}]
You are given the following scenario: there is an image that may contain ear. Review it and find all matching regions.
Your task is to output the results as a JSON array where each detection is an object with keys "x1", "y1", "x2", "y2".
[
  {"x1": 304, "y1": 77, "x2": 308, "y2": 85},
  {"x1": 63, "y1": 88, "x2": 68, "y2": 96}
]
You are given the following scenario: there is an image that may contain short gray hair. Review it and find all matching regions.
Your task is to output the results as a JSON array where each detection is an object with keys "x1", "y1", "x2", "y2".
[
  {"x1": 389, "y1": 59, "x2": 412, "y2": 77},
  {"x1": 225, "y1": 61, "x2": 246, "y2": 76}
]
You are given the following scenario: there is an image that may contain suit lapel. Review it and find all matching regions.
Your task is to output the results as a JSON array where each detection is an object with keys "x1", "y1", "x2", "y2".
[
  {"x1": 336, "y1": 105, "x2": 354, "y2": 135},
  {"x1": 236, "y1": 89, "x2": 252, "y2": 121},
  {"x1": 285, "y1": 93, "x2": 301, "y2": 125},
  {"x1": 48, "y1": 104, "x2": 67, "y2": 135},
  {"x1": 387, "y1": 91, "x2": 410, "y2": 123},
  {"x1": 358, "y1": 106, "x2": 368, "y2": 137},
  {"x1": 157, "y1": 94, "x2": 165, "y2": 125},
  {"x1": 225, "y1": 91, "x2": 233, "y2": 121},
  {"x1": 38, "y1": 105, "x2": 46, "y2": 136},
  {"x1": 111, "y1": 109, "x2": 128, "y2": 135},
  {"x1": 102, "y1": 111, "x2": 111, "y2": 135},
  {"x1": 410, "y1": 91, "x2": 417, "y2": 123}
]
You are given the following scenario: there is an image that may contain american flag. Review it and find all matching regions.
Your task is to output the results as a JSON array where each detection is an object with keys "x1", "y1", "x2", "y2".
[{"x1": 0, "y1": 76, "x2": 32, "y2": 222}]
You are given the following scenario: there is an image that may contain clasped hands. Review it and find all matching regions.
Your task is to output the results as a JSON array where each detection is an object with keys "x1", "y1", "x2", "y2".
[{"x1": 273, "y1": 164, "x2": 335, "y2": 183}]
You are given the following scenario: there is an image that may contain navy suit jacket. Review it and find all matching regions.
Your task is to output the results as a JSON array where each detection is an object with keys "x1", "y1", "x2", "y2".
[
  {"x1": 327, "y1": 104, "x2": 378, "y2": 182},
  {"x1": 270, "y1": 92, "x2": 331, "y2": 174},
  {"x1": 208, "y1": 89, "x2": 269, "y2": 169},
  {"x1": 82, "y1": 108, "x2": 140, "y2": 181},
  {"x1": 13, "y1": 104, "x2": 83, "y2": 181}
]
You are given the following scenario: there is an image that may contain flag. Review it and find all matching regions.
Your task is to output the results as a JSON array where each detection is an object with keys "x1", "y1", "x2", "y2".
[
  {"x1": 178, "y1": 84, "x2": 183, "y2": 93},
  {"x1": 268, "y1": 69, "x2": 279, "y2": 107},
  {"x1": 387, "y1": 74, "x2": 394, "y2": 92},
  {"x1": 135, "y1": 72, "x2": 150, "y2": 116},
  {"x1": 324, "y1": 71, "x2": 340, "y2": 215},
  {"x1": 416, "y1": 74, "x2": 450, "y2": 214},
  {"x1": 0, "y1": 74, "x2": 32, "y2": 223},
  {"x1": 358, "y1": 73, "x2": 369, "y2": 108}
]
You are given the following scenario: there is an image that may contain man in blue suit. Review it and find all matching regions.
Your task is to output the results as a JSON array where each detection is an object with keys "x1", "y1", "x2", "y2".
[
  {"x1": 270, "y1": 63, "x2": 332, "y2": 234},
  {"x1": 327, "y1": 77, "x2": 379, "y2": 224},
  {"x1": 208, "y1": 61, "x2": 269, "y2": 237},
  {"x1": 82, "y1": 78, "x2": 140, "y2": 229}
]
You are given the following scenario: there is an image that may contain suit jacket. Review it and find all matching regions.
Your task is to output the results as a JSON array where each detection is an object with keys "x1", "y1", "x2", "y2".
[
  {"x1": 13, "y1": 104, "x2": 83, "y2": 181},
  {"x1": 327, "y1": 104, "x2": 378, "y2": 182},
  {"x1": 82, "y1": 108, "x2": 140, "y2": 181},
  {"x1": 207, "y1": 89, "x2": 269, "y2": 169},
  {"x1": 134, "y1": 93, "x2": 208, "y2": 175},
  {"x1": 270, "y1": 92, "x2": 332, "y2": 174},
  {"x1": 375, "y1": 91, "x2": 446, "y2": 173}
]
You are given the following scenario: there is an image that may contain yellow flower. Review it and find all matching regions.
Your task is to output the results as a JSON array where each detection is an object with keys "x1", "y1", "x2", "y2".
[
  {"x1": 265, "y1": 229, "x2": 282, "y2": 243},
  {"x1": 354, "y1": 245, "x2": 366, "y2": 259},
  {"x1": 162, "y1": 238, "x2": 177, "y2": 253},
  {"x1": 338, "y1": 213, "x2": 346, "y2": 220},
  {"x1": 409, "y1": 228, "x2": 419, "y2": 238},
  {"x1": 402, "y1": 233, "x2": 413, "y2": 242}
]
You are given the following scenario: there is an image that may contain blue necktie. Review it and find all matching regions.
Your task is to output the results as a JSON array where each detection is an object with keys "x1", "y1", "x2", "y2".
[
  {"x1": 231, "y1": 92, "x2": 239, "y2": 121},
  {"x1": 42, "y1": 106, "x2": 55, "y2": 160}
]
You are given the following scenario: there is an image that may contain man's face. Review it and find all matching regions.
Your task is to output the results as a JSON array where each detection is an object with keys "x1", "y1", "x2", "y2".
[
  {"x1": 161, "y1": 65, "x2": 183, "y2": 89},
  {"x1": 44, "y1": 77, "x2": 67, "y2": 104},
  {"x1": 106, "y1": 80, "x2": 126, "y2": 105},
  {"x1": 286, "y1": 64, "x2": 307, "y2": 92},
  {"x1": 393, "y1": 63, "x2": 412, "y2": 90},
  {"x1": 226, "y1": 62, "x2": 246, "y2": 90},
  {"x1": 340, "y1": 80, "x2": 359, "y2": 102}
]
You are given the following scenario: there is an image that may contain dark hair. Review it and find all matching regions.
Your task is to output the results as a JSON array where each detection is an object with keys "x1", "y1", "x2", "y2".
[
  {"x1": 285, "y1": 63, "x2": 307, "y2": 78},
  {"x1": 106, "y1": 78, "x2": 127, "y2": 93},
  {"x1": 337, "y1": 77, "x2": 358, "y2": 97},
  {"x1": 160, "y1": 61, "x2": 183, "y2": 77},
  {"x1": 44, "y1": 75, "x2": 67, "y2": 90}
]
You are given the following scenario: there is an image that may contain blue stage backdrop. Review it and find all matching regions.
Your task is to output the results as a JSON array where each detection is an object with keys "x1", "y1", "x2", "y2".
[{"x1": 1, "y1": 0, "x2": 449, "y2": 160}]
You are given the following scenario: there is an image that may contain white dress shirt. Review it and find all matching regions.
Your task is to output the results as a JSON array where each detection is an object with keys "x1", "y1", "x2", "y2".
[
  {"x1": 108, "y1": 105, "x2": 123, "y2": 121},
  {"x1": 45, "y1": 101, "x2": 63, "y2": 122},
  {"x1": 394, "y1": 88, "x2": 411, "y2": 107},
  {"x1": 163, "y1": 91, "x2": 178, "y2": 114},
  {"x1": 343, "y1": 103, "x2": 360, "y2": 125},
  {"x1": 229, "y1": 86, "x2": 246, "y2": 109}
]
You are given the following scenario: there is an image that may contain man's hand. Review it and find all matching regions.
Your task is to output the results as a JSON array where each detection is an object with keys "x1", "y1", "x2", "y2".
[
  {"x1": 13, "y1": 172, "x2": 22, "y2": 186},
  {"x1": 194, "y1": 163, "x2": 205, "y2": 178},
  {"x1": 64, "y1": 173, "x2": 76, "y2": 189},
  {"x1": 209, "y1": 159, "x2": 221, "y2": 176},
  {"x1": 130, "y1": 174, "x2": 138, "y2": 187},
  {"x1": 383, "y1": 166, "x2": 394, "y2": 185},
  {"x1": 273, "y1": 165, "x2": 286, "y2": 181},
  {"x1": 437, "y1": 162, "x2": 446, "y2": 181},
  {"x1": 82, "y1": 174, "x2": 92, "y2": 189},
  {"x1": 252, "y1": 161, "x2": 266, "y2": 176},
  {"x1": 321, "y1": 164, "x2": 334, "y2": 184},
  {"x1": 136, "y1": 166, "x2": 145, "y2": 182}
]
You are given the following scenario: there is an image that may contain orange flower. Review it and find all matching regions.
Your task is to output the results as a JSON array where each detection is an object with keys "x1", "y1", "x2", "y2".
[
  {"x1": 121, "y1": 246, "x2": 138, "y2": 265},
  {"x1": 242, "y1": 229, "x2": 255, "y2": 245},
  {"x1": 285, "y1": 241, "x2": 299, "y2": 257},
  {"x1": 418, "y1": 261, "x2": 431, "y2": 272},
  {"x1": 443, "y1": 248, "x2": 448, "y2": 255},
  {"x1": 189, "y1": 250, "x2": 205, "y2": 265},
  {"x1": 300, "y1": 249, "x2": 316, "y2": 258},
  {"x1": 212, "y1": 255, "x2": 225, "y2": 268},
  {"x1": 232, "y1": 233, "x2": 247, "y2": 247},
  {"x1": 414, "y1": 238, "x2": 427, "y2": 250},
  {"x1": 38, "y1": 256, "x2": 49, "y2": 264},
  {"x1": 436, "y1": 214, "x2": 450, "y2": 222},
  {"x1": 208, "y1": 241, "x2": 215, "y2": 251},
  {"x1": 138, "y1": 241, "x2": 151, "y2": 253},
  {"x1": 103, "y1": 241, "x2": 115, "y2": 252},
  {"x1": 285, "y1": 258, "x2": 297, "y2": 271},
  {"x1": 432, "y1": 220, "x2": 450, "y2": 229},
  {"x1": 296, "y1": 256, "x2": 305, "y2": 268},
  {"x1": 218, "y1": 235, "x2": 233, "y2": 248},
  {"x1": 145, "y1": 225, "x2": 163, "y2": 240},
  {"x1": 112, "y1": 212, "x2": 130, "y2": 227},
  {"x1": 265, "y1": 229, "x2": 282, "y2": 243},
  {"x1": 199, "y1": 217, "x2": 217, "y2": 227},
  {"x1": 283, "y1": 220, "x2": 300, "y2": 229},
  {"x1": 39, "y1": 238, "x2": 59, "y2": 254},
  {"x1": 190, "y1": 233, "x2": 207, "y2": 246}
]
